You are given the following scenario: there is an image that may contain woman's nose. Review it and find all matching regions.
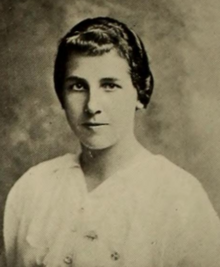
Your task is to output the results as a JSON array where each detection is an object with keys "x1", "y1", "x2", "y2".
[{"x1": 84, "y1": 91, "x2": 102, "y2": 115}]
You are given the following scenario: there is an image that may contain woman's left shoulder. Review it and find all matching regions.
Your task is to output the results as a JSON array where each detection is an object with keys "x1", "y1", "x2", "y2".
[
  {"x1": 137, "y1": 151, "x2": 211, "y2": 209},
  {"x1": 150, "y1": 154, "x2": 218, "y2": 215},
  {"x1": 148, "y1": 153, "x2": 202, "y2": 192}
]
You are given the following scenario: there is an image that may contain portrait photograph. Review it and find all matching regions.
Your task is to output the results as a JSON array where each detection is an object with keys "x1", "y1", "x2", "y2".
[{"x1": 0, "y1": 0, "x2": 220, "y2": 266}]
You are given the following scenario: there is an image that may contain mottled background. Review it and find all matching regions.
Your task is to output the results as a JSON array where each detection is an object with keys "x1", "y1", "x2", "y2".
[{"x1": 0, "y1": 0, "x2": 220, "y2": 251}]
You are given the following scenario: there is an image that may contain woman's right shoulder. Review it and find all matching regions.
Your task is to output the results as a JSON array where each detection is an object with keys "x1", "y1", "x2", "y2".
[{"x1": 7, "y1": 153, "x2": 79, "y2": 203}]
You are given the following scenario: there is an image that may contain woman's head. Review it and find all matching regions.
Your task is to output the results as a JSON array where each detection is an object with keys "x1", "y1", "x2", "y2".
[{"x1": 54, "y1": 17, "x2": 154, "y2": 109}]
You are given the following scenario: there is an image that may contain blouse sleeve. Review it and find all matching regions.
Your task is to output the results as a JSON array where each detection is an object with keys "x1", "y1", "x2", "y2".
[
  {"x1": 0, "y1": 250, "x2": 7, "y2": 267},
  {"x1": 163, "y1": 179, "x2": 220, "y2": 267},
  {"x1": 3, "y1": 167, "x2": 33, "y2": 267},
  {"x1": 3, "y1": 183, "x2": 21, "y2": 267}
]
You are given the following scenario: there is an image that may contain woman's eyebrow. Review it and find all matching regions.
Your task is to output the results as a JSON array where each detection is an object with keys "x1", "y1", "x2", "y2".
[
  {"x1": 64, "y1": 75, "x2": 86, "y2": 83},
  {"x1": 100, "y1": 77, "x2": 120, "y2": 83}
]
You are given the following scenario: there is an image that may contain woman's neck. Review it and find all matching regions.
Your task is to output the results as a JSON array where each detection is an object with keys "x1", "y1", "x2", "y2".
[{"x1": 80, "y1": 136, "x2": 145, "y2": 183}]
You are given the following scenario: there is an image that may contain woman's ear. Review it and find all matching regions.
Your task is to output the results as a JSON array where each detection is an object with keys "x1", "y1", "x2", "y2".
[{"x1": 136, "y1": 100, "x2": 144, "y2": 110}]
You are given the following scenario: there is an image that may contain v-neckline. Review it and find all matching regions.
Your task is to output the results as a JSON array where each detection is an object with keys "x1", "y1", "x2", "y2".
[{"x1": 75, "y1": 149, "x2": 152, "y2": 197}]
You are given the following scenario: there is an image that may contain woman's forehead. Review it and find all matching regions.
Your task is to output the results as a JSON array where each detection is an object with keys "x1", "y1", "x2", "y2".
[{"x1": 65, "y1": 49, "x2": 131, "y2": 79}]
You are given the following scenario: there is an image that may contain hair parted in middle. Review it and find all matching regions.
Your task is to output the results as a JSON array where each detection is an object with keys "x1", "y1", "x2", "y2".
[{"x1": 54, "y1": 17, "x2": 154, "y2": 108}]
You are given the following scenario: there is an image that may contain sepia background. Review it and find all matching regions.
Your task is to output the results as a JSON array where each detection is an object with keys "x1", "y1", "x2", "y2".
[{"x1": 0, "y1": 0, "x2": 220, "y2": 251}]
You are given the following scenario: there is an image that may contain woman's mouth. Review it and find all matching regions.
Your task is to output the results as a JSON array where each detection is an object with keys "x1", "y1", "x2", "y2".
[{"x1": 82, "y1": 122, "x2": 109, "y2": 128}]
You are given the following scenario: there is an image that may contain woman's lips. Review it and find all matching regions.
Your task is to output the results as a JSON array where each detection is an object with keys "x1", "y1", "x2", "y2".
[{"x1": 82, "y1": 122, "x2": 109, "y2": 127}]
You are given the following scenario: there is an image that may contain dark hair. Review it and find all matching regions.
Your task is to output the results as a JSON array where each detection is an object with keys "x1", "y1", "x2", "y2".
[{"x1": 54, "y1": 17, "x2": 154, "y2": 108}]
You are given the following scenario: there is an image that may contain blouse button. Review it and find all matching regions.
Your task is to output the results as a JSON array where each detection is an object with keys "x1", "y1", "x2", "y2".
[
  {"x1": 85, "y1": 230, "x2": 98, "y2": 241},
  {"x1": 63, "y1": 255, "x2": 73, "y2": 265},
  {"x1": 111, "y1": 251, "x2": 120, "y2": 261}
]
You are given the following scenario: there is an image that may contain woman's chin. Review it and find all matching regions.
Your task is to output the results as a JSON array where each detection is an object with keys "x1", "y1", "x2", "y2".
[
  {"x1": 81, "y1": 142, "x2": 114, "y2": 151},
  {"x1": 80, "y1": 138, "x2": 117, "y2": 151}
]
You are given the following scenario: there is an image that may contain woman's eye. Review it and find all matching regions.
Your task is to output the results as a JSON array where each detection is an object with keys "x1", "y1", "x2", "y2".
[
  {"x1": 102, "y1": 83, "x2": 121, "y2": 91},
  {"x1": 70, "y1": 83, "x2": 86, "y2": 91}
]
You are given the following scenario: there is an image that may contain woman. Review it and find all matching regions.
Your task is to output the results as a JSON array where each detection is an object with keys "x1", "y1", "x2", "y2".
[{"x1": 3, "y1": 17, "x2": 220, "y2": 267}]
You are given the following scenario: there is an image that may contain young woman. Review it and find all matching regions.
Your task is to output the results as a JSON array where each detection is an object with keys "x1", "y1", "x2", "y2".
[{"x1": 4, "y1": 17, "x2": 220, "y2": 267}]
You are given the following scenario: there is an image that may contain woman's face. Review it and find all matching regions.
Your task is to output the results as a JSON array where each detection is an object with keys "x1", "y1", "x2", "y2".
[{"x1": 63, "y1": 49, "x2": 140, "y2": 150}]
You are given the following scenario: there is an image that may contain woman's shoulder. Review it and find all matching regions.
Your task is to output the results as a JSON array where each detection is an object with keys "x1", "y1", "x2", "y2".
[
  {"x1": 137, "y1": 151, "x2": 208, "y2": 205},
  {"x1": 30, "y1": 153, "x2": 78, "y2": 173},
  {"x1": 146, "y1": 152, "x2": 201, "y2": 189},
  {"x1": 136, "y1": 152, "x2": 219, "y2": 229},
  {"x1": 7, "y1": 153, "x2": 80, "y2": 205},
  {"x1": 18, "y1": 153, "x2": 77, "y2": 181}
]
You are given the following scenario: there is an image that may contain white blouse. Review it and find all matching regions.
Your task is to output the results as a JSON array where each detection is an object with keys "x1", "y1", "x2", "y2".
[{"x1": 4, "y1": 150, "x2": 220, "y2": 267}]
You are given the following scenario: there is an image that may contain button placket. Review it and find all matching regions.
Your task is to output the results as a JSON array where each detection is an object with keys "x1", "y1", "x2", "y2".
[
  {"x1": 79, "y1": 207, "x2": 84, "y2": 212},
  {"x1": 63, "y1": 255, "x2": 73, "y2": 265},
  {"x1": 61, "y1": 200, "x2": 87, "y2": 266},
  {"x1": 111, "y1": 251, "x2": 120, "y2": 261},
  {"x1": 84, "y1": 230, "x2": 98, "y2": 241}
]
